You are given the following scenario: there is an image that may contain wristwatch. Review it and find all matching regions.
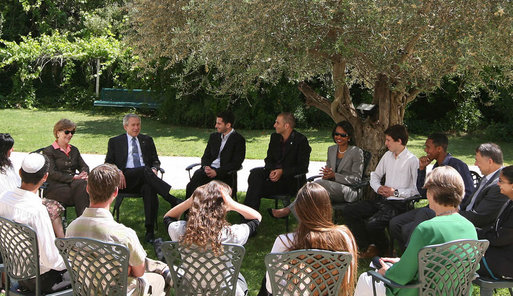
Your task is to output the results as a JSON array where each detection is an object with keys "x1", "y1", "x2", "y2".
[{"x1": 393, "y1": 189, "x2": 399, "y2": 197}]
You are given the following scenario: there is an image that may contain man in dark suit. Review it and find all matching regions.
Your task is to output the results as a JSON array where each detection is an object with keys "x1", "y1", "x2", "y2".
[
  {"x1": 105, "y1": 114, "x2": 180, "y2": 243},
  {"x1": 185, "y1": 111, "x2": 246, "y2": 198},
  {"x1": 459, "y1": 143, "x2": 508, "y2": 228},
  {"x1": 243, "y1": 112, "x2": 311, "y2": 211}
]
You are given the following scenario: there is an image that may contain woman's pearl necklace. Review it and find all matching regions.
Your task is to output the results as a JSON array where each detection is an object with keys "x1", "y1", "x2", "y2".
[{"x1": 338, "y1": 148, "x2": 347, "y2": 154}]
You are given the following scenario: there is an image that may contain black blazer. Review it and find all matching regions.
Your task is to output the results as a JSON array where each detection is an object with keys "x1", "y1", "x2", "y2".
[
  {"x1": 201, "y1": 131, "x2": 246, "y2": 178},
  {"x1": 478, "y1": 200, "x2": 513, "y2": 277},
  {"x1": 264, "y1": 130, "x2": 311, "y2": 178},
  {"x1": 43, "y1": 145, "x2": 89, "y2": 184},
  {"x1": 459, "y1": 169, "x2": 509, "y2": 228},
  {"x1": 105, "y1": 133, "x2": 161, "y2": 170}
]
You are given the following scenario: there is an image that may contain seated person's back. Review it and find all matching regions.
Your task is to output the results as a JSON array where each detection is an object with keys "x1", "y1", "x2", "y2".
[{"x1": 66, "y1": 164, "x2": 167, "y2": 296}]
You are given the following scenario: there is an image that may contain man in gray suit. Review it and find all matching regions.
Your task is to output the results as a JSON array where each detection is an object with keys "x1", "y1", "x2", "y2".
[{"x1": 459, "y1": 143, "x2": 508, "y2": 228}]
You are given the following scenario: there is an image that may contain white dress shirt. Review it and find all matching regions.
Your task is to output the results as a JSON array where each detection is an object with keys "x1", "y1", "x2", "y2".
[
  {"x1": 370, "y1": 148, "x2": 419, "y2": 199},
  {"x1": 126, "y1": 134, "x2": 146, "y2": 168},
  {"x1": 0, "y1": 165, "x2": 21, "y2": 193},
  {"x1": 210, "y1": 129, "x2": 235, "y2": 169},
  {"x1": 0, "y1": 188, "x2": 66, "y2": 274}
]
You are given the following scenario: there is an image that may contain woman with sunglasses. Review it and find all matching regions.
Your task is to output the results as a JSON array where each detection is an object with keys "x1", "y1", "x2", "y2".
[
  {"x1": 270, "y1": 121, "x2": 364, "y2": 218},
  {"x1": 43, "y1": 119, "x2": 89, "y2": 216}
]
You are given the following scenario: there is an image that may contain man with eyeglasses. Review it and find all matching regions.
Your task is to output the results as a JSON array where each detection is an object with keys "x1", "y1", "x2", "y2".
[{"x1": 105, "y1": 114, "x2": 181, "y2": 243}]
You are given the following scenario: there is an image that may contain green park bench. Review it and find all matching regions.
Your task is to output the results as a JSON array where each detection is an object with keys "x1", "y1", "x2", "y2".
[{"x1": 94, "y1": 88, "x2": 161, "y2": 109}]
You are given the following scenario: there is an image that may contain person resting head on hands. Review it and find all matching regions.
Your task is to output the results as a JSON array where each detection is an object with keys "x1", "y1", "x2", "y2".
[{"x1": 164, "y1": 180, "x2": 262, "y2": 296}]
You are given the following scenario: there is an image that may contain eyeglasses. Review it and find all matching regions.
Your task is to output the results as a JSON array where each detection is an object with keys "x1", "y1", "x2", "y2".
[
  {"x1": 334, "y1": 132, "x2": 349, "y2": 138},
  {"x1": 64, "y1": 130, "x2": 76, "y2": 135}
]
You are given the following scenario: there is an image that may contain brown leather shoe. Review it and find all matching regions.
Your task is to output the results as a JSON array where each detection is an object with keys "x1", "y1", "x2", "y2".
[{"x1": 359, "y1": 244, "x2": 380, "y2": 259}]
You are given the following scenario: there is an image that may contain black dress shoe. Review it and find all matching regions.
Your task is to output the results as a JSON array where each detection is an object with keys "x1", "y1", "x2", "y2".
[
  {"x1": 267, "y1": 208, "x2": 288, "y2": 219},
  {"x1": 163, "y1": 194, "x2": 182, "y2": 207},
  {"x1": 145, "y1": 232, "x2": 155, "y2": 243}
]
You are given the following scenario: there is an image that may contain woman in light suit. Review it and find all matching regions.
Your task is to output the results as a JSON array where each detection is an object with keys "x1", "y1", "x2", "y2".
[{"x1": 269, "y1": 121, "x2": 364, "y2": 219}]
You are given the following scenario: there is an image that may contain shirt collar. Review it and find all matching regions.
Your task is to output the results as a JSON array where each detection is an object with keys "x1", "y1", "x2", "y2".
[
  {"x1": 13, "y1": 187, "x2": 42, "y2": 203},
  {"x1": 82, "y1": 207, "x2": 114, "y2": 219},
  {"x1": 485, "y1": 168, "x2": 501, "y2": 182},
  {"x1": 52, "y1": 141, "x2": 71, "y2": 155},
  {"x1": 395, "y1": 147, "x2": 409, "y2": 159},
  {"x1": 221, "y1": 129, "x2": 235, "y2": 140},
  {"x1": 441, "y1": 153, "x2": 453, "y2": 165},
  {"x1": 126, "y1": 134, "x2": 138, "y2": 141}
]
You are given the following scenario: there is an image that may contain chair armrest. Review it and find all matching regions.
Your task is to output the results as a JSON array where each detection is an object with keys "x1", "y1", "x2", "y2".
[
  {"x1": 185, "y1": 163, "x2": 201, "y2": 171},
  {"x1": 367, "y1": 270, "x2": 421, "y2": 289},
  {"x1": 227, "y1": 166, "x2": 243, "y2": 175},
  {"x1": 307, "y1": 175, "x2": 322, "y2": 182},
  {"x1": 348, "y1": 177, "x2": 370, "y2": 190},
  {"x1": 157, "y1": 167, "x2": 165, "y2": 174},
  {"x1": 250, "y1": 166, "x2": 264, "y2": 173},
  {"x1": 402, "y1": 194, "x2": 425, "y2": 203}
]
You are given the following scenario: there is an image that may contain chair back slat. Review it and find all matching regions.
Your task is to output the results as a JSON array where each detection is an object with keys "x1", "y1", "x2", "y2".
[
  {"x1": 0, "y1": 216, "x2": 40, "y2": 281},
  {"x1": 162, "y1": 241, "x2": 245, "y2": 296},
  {"x1": 265, "y1": 249, "x2": 352, "y2": 296},
  {"x1": 55, "y1": 237, "x2": 130, "y2": 296},
  {"x1": 417, "y1": 239, "x2": 489, "y2": 295}
]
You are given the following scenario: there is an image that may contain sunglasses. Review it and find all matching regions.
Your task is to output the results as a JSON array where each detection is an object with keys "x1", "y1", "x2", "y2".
[
  {"x1": 64, "y1": 130, "x2": 76, "y2": 135},
  {"x1": 334, "y1": 132, "x2": 349, "y2": 138}
]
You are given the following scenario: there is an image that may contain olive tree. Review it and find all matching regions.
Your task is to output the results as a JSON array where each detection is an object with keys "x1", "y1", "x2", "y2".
[{"x1": 128, "y1": 0, "x2": 513, "y2": 166}]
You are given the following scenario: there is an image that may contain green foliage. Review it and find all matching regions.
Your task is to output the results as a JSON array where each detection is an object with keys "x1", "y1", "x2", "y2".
[{"x1": 0, "y1": 32, "x2": 138, "y2": 107}]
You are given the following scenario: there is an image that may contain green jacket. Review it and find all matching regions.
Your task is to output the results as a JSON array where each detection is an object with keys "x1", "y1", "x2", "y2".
[{"x1": 385, "y1": 213, "x2": 478, "y2": 296}]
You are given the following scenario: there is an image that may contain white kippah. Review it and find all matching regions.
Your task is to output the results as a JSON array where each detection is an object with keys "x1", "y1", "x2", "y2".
[{"x1": 21, "y1": 153, "x2": 45, "y2": 173}]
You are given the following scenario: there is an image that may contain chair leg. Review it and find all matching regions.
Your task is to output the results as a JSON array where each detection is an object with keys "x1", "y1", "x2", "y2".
[{"x1": 478, "y1": 287, "x2": 494, "y2": 296}]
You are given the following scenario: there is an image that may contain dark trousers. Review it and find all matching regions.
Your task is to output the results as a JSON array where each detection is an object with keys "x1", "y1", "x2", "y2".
[
  {"x1": 19, "y1": 269, "x2": 71, "y2": 294},
  {"x1": 122, "y1": 166, "x2": 172, "y2": 233},
  {"x1": 341, "y1": 199, "x2": 409, "y2": 252},
  {"x1": 46, "y1": 179, "x2": 89, "y2": 216},
  {"x1": 185, "y1": 168, "x2": 233, "y2": 199},
  {"x1": 243, "y1": 168, "x2": 291, "y2": 211},
  {"x1": 389, "y1": 206, "x2": 435, "y2": 251}
]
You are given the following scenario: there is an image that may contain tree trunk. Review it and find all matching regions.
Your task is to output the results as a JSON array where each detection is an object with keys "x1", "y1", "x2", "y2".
[{"x1": 300, "y1": 73, "x2": 408, "y2": 173}]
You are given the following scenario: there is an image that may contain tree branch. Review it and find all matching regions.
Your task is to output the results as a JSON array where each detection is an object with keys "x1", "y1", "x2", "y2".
[{"x1": 298, "y1": 81, "x2": 334, "y2": 120}]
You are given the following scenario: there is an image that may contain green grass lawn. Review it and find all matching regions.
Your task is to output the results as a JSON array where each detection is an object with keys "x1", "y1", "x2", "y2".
[
  {"x1": 1, "y1": 108, "x2": 512, "y2": 295},
  {"x1": 1, "y1": 108, "x2": 512, "y2": 164}
]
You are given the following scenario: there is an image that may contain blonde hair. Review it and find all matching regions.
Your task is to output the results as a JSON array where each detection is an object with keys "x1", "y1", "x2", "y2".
[{"x1": 424, "y1": 166, "x2": 464, "y2": 207}]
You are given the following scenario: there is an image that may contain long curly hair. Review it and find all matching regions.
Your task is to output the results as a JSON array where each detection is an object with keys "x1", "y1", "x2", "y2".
[
  {"x1": 0, "y1": 133, "x2": 14, "y2": 174},
  {"x1": 181, "y1": 180, "x2": 231, "y2": 255},
  {"x1": 285, "y1": 182, "x2": 358, "y2": 296}
]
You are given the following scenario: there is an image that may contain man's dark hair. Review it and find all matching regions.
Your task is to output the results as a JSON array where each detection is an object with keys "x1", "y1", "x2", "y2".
[
  {"x1": 278, "y1": 112, "x2": 296, "y2": 129},
  {"x1": 476, "y1": 143, "x2": 503, "y2": 165},
  {"x1": 428, "y1": 133, "x2": 449, "y2": 152},
  {"x1": 384, "y1": 125, "x2": 409, "y2": 146},
  {"x1": 20, "y1": 153, "x2": 49, "y2": 185},
  {"x1": 217, "y1": 110, "x2": 235, "y2": 126}
]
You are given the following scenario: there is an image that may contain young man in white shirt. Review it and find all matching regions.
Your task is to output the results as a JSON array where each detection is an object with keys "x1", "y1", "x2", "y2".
[
  {"x1": 0, "y1": 153, "x2": 70, "y2": 293},
  {"x1": 340, "y1": 125, "x2": 419, "y2": 258}
]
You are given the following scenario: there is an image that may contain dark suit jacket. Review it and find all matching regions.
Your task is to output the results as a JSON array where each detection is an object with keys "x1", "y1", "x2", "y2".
[
  {"x1": 459, "y1": 168, "x2": 509, "y2": 228},
  {"x1": 264, "y1": 130, "x2": 311, "y2": 178},
  {"x1": 105, "y1": 133, "x2": 161, "y2": 170},
  {"x1": 43, "y1": 144, "x2": 89, "y2": 184},
  {"x1": 201, "y1": 131, "x2": 246, "y2": 178},
  {"x1": 478, "y1": 200, "x2": 513, "y2": 277}
]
